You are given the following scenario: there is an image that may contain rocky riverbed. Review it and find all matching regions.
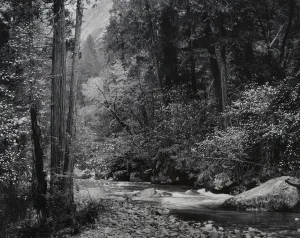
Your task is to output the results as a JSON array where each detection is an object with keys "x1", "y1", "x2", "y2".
[{"x1": 73, "y1": 199, "x2": 281, "y2": 238}]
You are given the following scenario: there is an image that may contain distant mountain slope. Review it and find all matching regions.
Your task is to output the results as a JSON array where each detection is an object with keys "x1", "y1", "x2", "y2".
[{"x1": 81, "y1": 0, "x2": 113, "y2": 43}]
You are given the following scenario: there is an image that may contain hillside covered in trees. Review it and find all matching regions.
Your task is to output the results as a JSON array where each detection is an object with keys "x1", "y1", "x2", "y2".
[
  {"x1": 77, "y1": 0, "x2": 300, "y2": 190},
  {"x1": 1, "y1": 0, "x2": 300, "y2": 236}
]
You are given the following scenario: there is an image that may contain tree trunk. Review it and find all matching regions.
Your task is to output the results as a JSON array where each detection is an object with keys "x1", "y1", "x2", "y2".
[
  {"x1": 219, "y1": 45, "x2": 228, "y2": 128},
  {"x1": 209, "y1": 46, "x2": 222, "y2": 112},
  {"x1": 144, "y1": 0, "x2": 165, "y2": 105},
  {"x1": 64, "y1": 0, "x2": 84, "y2": 217},
  {"x1": 218, "y1": 13, "x2": 228, "y2": 128},
  {"x1": 161, "y1": 4, "x2": 179, "y2": 89},
  {"x1": 187, "y1": 0, "x2": 197, "y2": 96},
  {"x1": 28, "y1": 0, "x2": 47, "y2": 222},
  {"x1": 51, "y1": 0, "x2": 67, "y2": 217},
  {"x1": 30, "y1": 104, "x2": 47, "y2": 221}
]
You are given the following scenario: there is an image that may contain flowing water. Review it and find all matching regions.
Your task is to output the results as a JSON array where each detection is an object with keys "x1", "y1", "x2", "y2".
[{"x1": 76, "y1": 179, "x2": 300, "y2": 237}]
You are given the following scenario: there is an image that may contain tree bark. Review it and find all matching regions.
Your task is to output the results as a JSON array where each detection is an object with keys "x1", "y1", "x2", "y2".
[
  {"x1": 144, "y1": 0, "x2": 165, "y2": 105},
  {"x1": 186, "y1": 0, "x2": 197, "y2": 96},
  {"x1": 51, "y1": 0, "x2": 67, "y2": 217},
  {"x1": 218, "y1": 13, "x2": 228, "y2": 128},
  {"x1": 30, "y1": 104, "x2": 47, "y2": 221},
  {"x1": 161, "y1": 4, "x2": 179, "y2": 89},
  {"x1": 28, "y1": 0, "x2": 47, "y2": 222},
  {"x1": 64, "y1": 0, "x2": 84, "y2": 216},
  {"x1": 205, "y1": 19, "x2": 222, "y2": 112}
]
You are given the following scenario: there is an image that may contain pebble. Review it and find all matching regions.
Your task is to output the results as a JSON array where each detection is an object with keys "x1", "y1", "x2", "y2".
[
  {"x1": 209, "y1": 230, "x2": 219, "y2": 238},
  {"x1": 204, "y1": 224, "x2": 214, "y2": 231},
  {"x1": 143, "y1": 228, "x2": 152, "y2": 233},
  {"x1": 104, "y1": 227, "x2": 113, "y2": 234},
  {"x1": 73, "y1": 197, "x2": 276, "y2": 238}
]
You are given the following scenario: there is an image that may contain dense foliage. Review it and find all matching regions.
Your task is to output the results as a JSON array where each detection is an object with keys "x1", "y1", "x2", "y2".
[
  {"x1": 75, "y1": 0, "x2": 300, "y2": 189},
  {"x1": 1, "y1": 0, "x2": 300, "y2": 234}
]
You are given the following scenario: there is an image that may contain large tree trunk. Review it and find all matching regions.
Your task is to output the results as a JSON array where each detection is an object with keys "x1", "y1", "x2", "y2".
[
  {"x1": 50, "y1": 0, "x2": 67, "y2": 218},
  {"x1": 30, "y1": 104, "x2": 47, "y2": 221},
  {"x1": 28, "y1": 0, "x2": 47, "y2": 222},
  {"x1": 144, "y1": 0, "x2": 165, "y2": 105},
  {"x1": 161, "y1": 4, "x2": 179, "y2": 90},
  {"x1": 64, "y1": 0, "x2": 84, "y2": 217}
]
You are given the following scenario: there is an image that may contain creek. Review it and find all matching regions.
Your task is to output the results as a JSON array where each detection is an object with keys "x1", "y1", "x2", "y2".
[{"x1": 76, "y1": 179, "x2": 300, "y2": 237}]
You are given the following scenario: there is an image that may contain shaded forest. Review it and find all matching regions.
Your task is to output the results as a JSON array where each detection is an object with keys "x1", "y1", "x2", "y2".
[
  {"x1": 78, "y1": 0, "x2": 300, "y2": 190},
  {"x1": 1, "y1": 0, "x2": 300, "y2": 236}
]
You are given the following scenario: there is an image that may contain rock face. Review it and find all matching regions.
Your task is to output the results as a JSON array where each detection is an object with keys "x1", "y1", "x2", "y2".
[{"x1": 223, "y1": 176, "x2": 300, "y2": 212}]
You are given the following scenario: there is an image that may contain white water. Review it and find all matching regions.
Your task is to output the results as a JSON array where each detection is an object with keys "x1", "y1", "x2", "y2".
[
  {"x1": 76, "y1": 180, "x2": 232, "y2": 209},
  {"x1": 75, "y1": 179, "x2": 300, "y2": 236}
]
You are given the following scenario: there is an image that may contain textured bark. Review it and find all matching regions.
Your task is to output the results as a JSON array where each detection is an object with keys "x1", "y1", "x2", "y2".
[
  {"x1": 50, "y1": 0, "x2": 67, "y2": 215},
  {"x1": 28, "y1": 0, "x2": 47, "y2": 221},
  {"x1": 64, "y1": 0, "x2": 84, "y2": 216},
  {"x1": 30, "y1": 104, "x2": 47, "y2": 221}
]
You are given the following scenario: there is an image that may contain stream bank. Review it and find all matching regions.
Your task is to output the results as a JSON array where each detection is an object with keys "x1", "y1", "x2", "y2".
[
  {"x1": 74, "y1": 199, "x2": 279, "y2": 238},
  {"x1": 74, "y1": 179, "x2": 300, "y2": 237}
]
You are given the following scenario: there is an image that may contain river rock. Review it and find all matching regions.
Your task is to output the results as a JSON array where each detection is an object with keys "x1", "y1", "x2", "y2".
[
  {"x1": 152, "y1": 193, "x2": 161, "y2": 198},
  {"x1": 159, "y1": 191, "x2": 172, "y2": 197},
  {"x1": 141, "y1": 188, "x2": 156, "y2": 198},
  {"x1": 204, "y1": 224, "x2": 213, "y2": 231},
  {"x1": 104, "y1": 227, "x2": 113, "y2": 234},
  {"x1": 209, "y1": 230, "x2": 219, "y2": 238},
  {"x1": 223, "y1": 176, "x2": 300, "y2": 212},
  {"x1": 185, "y1": 189, "x2": 198, "y2": 195}
]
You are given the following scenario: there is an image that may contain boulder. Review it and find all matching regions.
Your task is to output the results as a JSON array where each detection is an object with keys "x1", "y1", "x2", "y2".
[
  {"x1": 139, "y1": 188, "x2": 157, "y2": 198},
  {"x1": 223, "y1": 176, "x2": 300, "y2": 212},
  {"x1": 152, "y1": 193, "x2": 161, "y2": 198},
  {"x1": 185, "y1": 189, "x2": 198, "y2": 195}
]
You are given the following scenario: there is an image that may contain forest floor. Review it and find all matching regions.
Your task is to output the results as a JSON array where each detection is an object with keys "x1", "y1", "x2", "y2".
[{"x1": 72, "y1": 198, "x2": 275, "y2": 238}]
